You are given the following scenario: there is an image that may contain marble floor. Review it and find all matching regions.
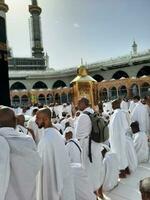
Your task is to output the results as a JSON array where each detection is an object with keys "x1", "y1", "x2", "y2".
[{"x1": 102, "y1": 160, "x2": 150, "y2": 200}]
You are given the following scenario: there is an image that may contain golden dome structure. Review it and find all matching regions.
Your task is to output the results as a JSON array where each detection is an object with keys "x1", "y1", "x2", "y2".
[{"x1": 71, "y1": 64, "x2": 97, "y2": 107}]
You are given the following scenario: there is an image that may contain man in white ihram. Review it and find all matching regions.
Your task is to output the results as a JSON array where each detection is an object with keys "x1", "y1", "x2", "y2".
[
  {"x1": 131, "y1": 96, "x2": 150, "y2": 135},
  {"x1": 109, "y1": 99, "x2": 130, "y2": 178},
  {"x1": 0, "y1": 106, "x2": 41, "y2": 200},
  {"x1": 75, "y1": 97, "x2": 104, "y2": 198},
  {"x1": 35, "y1": 107, "x2": 75, "y2": 200},
  {"x1": 131, "y1": 121, "x2": 149, "y2": 163}
]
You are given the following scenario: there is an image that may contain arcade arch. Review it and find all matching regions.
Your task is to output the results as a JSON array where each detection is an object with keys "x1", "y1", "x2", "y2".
[
  {"x1": 112, "y1": 71, "x2": 129, "y2": 79},
  {"x1": 10, "y1": 82, "x2": 26, "y2": 90},
  {"x1": 93, "y1": 74, "x2": 104, "y2": 82},
  {"x1": 52, "y1": 80, "x2": 66, "y2": 89},
  {"x1": 33, "y1": 81, "x2": 48, "y2": 89},
  {"x1": 137, "y1": 66, "x2": 150, "y2": 78}
]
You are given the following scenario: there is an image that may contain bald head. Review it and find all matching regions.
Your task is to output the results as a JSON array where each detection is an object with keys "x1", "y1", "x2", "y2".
[
  {"x1": 38, "y1": 107, "x2": 51, "y2": 118},
  {"x1": 0, "y1": 107, "x2": 16, "y2": 128},
  {"x1": 112, "y1": 98, "x2": 121, "y2": 110},
  {"x1": 140, "y1": 177, "x2": 150, "y2": 200},
  {"x1": 130, "y1": 121, "x2": 140, "y2": 133},
  {"x1": 35, "y1": 107, "x2": 52, "y2": 129}
]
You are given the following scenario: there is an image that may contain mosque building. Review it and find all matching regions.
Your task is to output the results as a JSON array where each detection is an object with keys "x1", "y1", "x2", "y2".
[{"x1": 6, "y1": 0, "x2": 150, "y2": 107}]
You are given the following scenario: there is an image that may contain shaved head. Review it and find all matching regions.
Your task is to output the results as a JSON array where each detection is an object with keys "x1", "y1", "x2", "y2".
[
  {"x1": 38, "y1": 107, "x2": 51, "y2": 119},
  {"x1": 0, "y1": 107, "x2": 16, "y2": 128},
  {"x1": 35, "y1": 107, "x2": 52, "y2": 129},
  {"x1": 140, "y1": 177, "x2": 150, "y2": 200},
  {"x1": 112, "y1": 98, "x2": 121, "y2": 110},
  {"x1": 16, "y1": 114, "x2": 25, "y2": 126}
]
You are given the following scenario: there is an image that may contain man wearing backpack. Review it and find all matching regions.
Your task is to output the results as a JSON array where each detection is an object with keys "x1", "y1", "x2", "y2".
[{"x1": 75, "y1": 97, "x2": 104, "y2": 199}]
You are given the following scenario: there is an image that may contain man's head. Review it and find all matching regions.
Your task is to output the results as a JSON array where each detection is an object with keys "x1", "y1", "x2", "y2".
[
  {"x1": 65, "y1": 131, "x2": 73, "y2": 141},
  {"x1": 133, "y1": 95, "x2": 140, "y2": 103},
  {"x1": 140, "y1": 177, "x2": 150, "y2": 200},
  {"x1": 112, "y1": 98, "x2": 121, "y2": 110},
  {"x1": 78, "y1": 97, "x2": 89, "y2": 111},
  {"x1": 32, "y1": 108, "x2": 38, "y2": 116},
  {"x1": 35, "y1": 107, "x2": 52, "y2": 129},
  {"x1": 62, "y1": 111, "x2": 67, "y2": 118},
  {"x1": 0, "y1": 106, "x2": 16, "y2": 128},
  {"x1": 130, "y1": 121, "x2": 140, "y2": 134},
  {"x1": 64, "y1": 127, "x2": 73, "y2": 141},
  {"x1": 16, "y1": 114, "x2": 25, "y2": 126}
]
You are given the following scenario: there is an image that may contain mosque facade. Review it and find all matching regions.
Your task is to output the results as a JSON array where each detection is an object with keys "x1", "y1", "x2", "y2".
[{"x1": 7, "y1": 0, "x2": 150, "y2": 107}]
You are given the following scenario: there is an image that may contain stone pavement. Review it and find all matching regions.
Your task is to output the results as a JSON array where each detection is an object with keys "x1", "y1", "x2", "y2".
[{"x1": 102, "y1": 160, "x2": 150, "y2": 200}]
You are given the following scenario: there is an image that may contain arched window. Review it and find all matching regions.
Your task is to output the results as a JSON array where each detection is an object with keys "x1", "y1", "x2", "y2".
[
  {"x1": 130, "y1": 84, "x2": 139, "y2": 97},
  {"x1": 93, "y1": 74, "x2": 104, "y2": 82},
  {"x1": 137, "y1": 66, "x2": 150, "y2": 77},
  {"x1": 118, "y1": 85, "x2": 127, "y2": 97},
  {"x1": 38, "y1": 94, "x2": 46, "y2": 105},
  {"x1": 112, "y1": 71, "x2": 129, "y2": 79},
  {"x1": 12, "y1": 95, "x2": 20, "y2": 106},
  {"x1": 140, "y1": 82, "x2": 150, "y2": 97},
  {"x1": 101, "y1": 88, "x2": 108, "y2": 101},
  {"x1": 61, "y1": 93, "x2": 67, "y2": 104},
  {"x1": 68, "y1": 93, "x2": 72, "y2": 103},
  {"x1": 47, "y1": 94, "x2": 53, "y2": 104},
  {"x1": 33, "y1": 81, "x2": 48, "y2": 89},
  {"x1": 109, "y1": 87, "x2": 117, "y2": 100},
  {"x1": 55, "y1": 93, "x2": 60, "y2": 104},
  {"x1": 52, "y1": 80, "x2": 66, "y2": 89},
  {"x1": 21, "y1": 95, "x2": 28, "y2": 106},
  {"x1": 10, "y1": 82, "x2": 26, "y2": 90}
]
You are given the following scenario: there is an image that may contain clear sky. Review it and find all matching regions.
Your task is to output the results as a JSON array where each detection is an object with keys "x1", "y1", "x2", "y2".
[{"x1": 6, "y1": 0, "x2": 150, "y2": 69}]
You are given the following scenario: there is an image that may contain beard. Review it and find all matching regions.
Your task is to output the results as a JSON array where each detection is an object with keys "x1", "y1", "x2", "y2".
[{"x1": 37, "y1": 122, "x2": 45, "y2": 129}]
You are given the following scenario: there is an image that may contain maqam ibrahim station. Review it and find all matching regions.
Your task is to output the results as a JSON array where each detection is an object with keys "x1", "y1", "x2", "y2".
[{"x1": 5, "y1": 0, "x2": 150, "y2": 106}]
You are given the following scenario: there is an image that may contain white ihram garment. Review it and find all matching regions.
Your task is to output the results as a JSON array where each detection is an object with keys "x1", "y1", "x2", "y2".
[
  {"x1": 37, "y1": 127, "x2": 75, "y2": 200},
  {"x1": 66, "y1": 138, "x2": 82, "y2": 164},
  {"x1": 27, "y1": 116, "x2": 44, "y2": 144},
  {"x1": 0, "y1": 136, "x2": 10, "y2": 200},
  {"x1": 103, "y1": 151, "x2": 119, "y2": 192},
  {"x1": 75, "y1": 107, "x2": 103, "y2": 191},
  {"x1": 126, "y1": 136, "x2": 138, "y2": 173},
  {"x1": 70, "y1": 163, "x2": 96, "y2": 200},
  {"x1": 133, "y1": 131, "x2": 149, "y2": 163},
  {"x1": 0, "y1": 127, "x2": 41, "y2": 200},
  {"x1": 109, "y1": 109, "x2": 129, "y2": 170},
  {"x1": 120, "y1": 100, "x2": 129, "y2": 111},
  {"x1": 131, "y1": 101, "x2": 150, "y2": 134}
]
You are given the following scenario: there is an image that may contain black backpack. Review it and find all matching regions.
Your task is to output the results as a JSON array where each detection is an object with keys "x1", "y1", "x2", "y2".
[{"x1": 84, "y1": 111, "x2": 109, "y2": 162}]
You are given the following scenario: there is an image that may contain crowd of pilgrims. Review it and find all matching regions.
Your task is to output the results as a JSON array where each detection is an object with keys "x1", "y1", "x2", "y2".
[{"x1": 0, "y1": 95, "x2": 150, "y2": 200}]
